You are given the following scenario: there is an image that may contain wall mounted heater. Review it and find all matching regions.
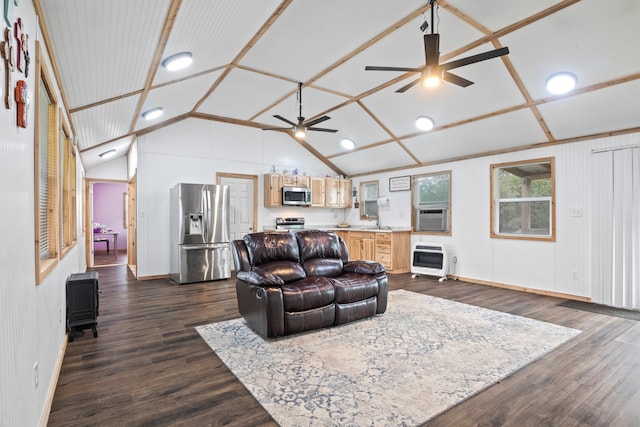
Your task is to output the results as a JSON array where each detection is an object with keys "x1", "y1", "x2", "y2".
[{"x1": 411, "y1": 242, "x2": 448, "y2": 281}]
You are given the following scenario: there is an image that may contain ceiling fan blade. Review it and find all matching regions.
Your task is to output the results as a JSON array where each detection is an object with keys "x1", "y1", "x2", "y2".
[
  {"x1": 443, "y1": 71, "x2": 474, "y2": 87},
  {"x1": 304, "y1": 115, "x2": 331, "y2": 127},
  {"x1": 307, "y1": 127, "x2": 338, "y2": 133},
  {"x1": 395, "y1": 76, "x2": 422, "y2": 93},
  {"x1": 273, "y1": 114, "x2": 297, "y2": 126},
  {"x1": 365, "y1": 65, "x2": 421, "y2": 72},
  {"x1": 424, "y1": 34, "x2": 440, "y2": 66},
  {"x1": 262, "y1": 127, "x2": 291, "y2": 131},
  {"x1": 441, "y1": 46, "x2": 509, "y2": 71}
]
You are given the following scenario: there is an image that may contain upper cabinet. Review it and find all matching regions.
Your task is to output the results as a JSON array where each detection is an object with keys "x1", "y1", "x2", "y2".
[
  {"x1": 310, "y1": 177, "x2": 325, "y2": 207},
  {"x1": 264, "y1": 174, "x2": 282, "y2": 207},
  {"x1": 325, "y1": 178, "x2": 351, "y2": 208},
  {"x1": 265, "y1": 174, "x2": 350, "y2": 208},
  {"x1": 282, "y1": 175, "x2": 310, "y2": 188}
]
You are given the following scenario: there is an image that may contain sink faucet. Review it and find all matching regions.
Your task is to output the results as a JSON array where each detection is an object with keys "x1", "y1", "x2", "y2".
[{"x1": 376, "y1": 216, "x2": 381, "y2": 229}]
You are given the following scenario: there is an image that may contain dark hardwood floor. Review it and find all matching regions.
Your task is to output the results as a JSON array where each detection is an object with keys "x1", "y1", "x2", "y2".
[
  {"x1": 48, "y1": 266, "x2": 640, "y2": 426},
  {"x1": 93, "y1": 249, "x2": 127, "y2": 267}
]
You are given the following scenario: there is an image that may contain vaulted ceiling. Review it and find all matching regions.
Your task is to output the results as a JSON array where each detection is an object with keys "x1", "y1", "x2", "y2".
[{"x1": 35, "y1": 0, "x2": 640, "y2": 176}]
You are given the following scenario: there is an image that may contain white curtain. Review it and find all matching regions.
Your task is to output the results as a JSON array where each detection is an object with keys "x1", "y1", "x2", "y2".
[{"x1": 591, "y1": 147, "x2": 640, "y2": 310}]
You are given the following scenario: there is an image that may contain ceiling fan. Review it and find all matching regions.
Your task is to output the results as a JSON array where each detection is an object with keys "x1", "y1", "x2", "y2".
[
  {"x1": 262, "y1": 82, "x2": 338, "y2": 138},
  {"x1": 365, "y1": 0, "x2": 509, "y2": 93}
]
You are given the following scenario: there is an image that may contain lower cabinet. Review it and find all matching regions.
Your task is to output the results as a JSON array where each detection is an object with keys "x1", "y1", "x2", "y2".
[
  {"x1": 348, "y1": 232, "x2": 376, "y2": 261},
  {"x1": 339, "y1": 230, "x2": 411, "y2": 274}
]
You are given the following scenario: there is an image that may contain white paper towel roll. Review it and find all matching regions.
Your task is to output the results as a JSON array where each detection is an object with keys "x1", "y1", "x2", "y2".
[{"x1": 377, "y1": 196, "x2": 390, "y2": 207}]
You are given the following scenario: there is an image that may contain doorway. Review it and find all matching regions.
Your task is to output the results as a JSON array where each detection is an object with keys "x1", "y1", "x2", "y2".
[
  {"x1": 87, "y1": 180, "x2": 128, "y2": 267},
  {"x1": 217, "y1": 173, "x2": 258, "y2": 241}
]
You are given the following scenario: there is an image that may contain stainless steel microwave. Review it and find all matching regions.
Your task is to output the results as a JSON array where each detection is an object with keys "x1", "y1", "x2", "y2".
[{"x1": 282, "y1": 186, "x2": 311, "y2": 206}]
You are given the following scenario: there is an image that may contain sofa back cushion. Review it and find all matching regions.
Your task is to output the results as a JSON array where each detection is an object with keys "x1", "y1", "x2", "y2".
[
  {"x1": 296, "y1": 230, "x2": 344, "y2": 277},
  {"x1": 243, "y1": 232, "x2": 300, "y2": 266},
  {"x1": 242, "y1": 232, "x2": 306, "y2": 283}
]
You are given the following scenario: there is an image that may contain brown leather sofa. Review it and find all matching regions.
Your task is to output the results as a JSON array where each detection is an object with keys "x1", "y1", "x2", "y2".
[{"x1": 231, "y1": 230, "x2": 388, "y2": 338}]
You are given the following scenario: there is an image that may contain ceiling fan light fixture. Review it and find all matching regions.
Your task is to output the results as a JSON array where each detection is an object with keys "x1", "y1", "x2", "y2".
[
  {"x1": 546, "y1": 72, "x2": 577, "y2": 94},
  {"x1": 99, "y1": 149, "x2": 116, "y2": 159},
  {"x1": 142, "y1": 107, "x2": 163, "y2": 120},
  {"x1": 341, "y1": 138, "x2": 356, "y2": 149},
  {"x1": 421, "y1": 66, "x2": 443, "y2": 88},
  {"x1": 415, "y1": 116, "x2": 435, "y2": 131},
  {"x1": 161, "y1": 52, "x2": 193, "y2": 71},
  {"x1": 294, "y1": 125, "x2": 306, "y2": 139}
]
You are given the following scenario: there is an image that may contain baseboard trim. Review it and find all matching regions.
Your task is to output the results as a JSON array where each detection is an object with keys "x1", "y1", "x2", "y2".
[
  {"x1": 40, "y1": 334, "x2": 68, "y2": 427},
  {"x1": 450, "y1": 275, "x2": 591, "y2": 303},
  {"x1": 137, "y1": 273, "x2": 171, "y2": 281}
]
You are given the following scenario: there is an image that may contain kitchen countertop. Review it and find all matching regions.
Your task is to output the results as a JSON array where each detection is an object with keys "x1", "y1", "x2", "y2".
[{"x1": 263, "y1": 226, "x2": 412, "y2": 233}]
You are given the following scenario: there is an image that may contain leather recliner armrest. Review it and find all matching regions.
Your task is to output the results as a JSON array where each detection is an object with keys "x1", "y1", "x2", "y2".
[
  {"x1": 343, "y1": 260, "x2": 386, "y2": 275},
  {"x1": 236, "y1": 270, "x2": 285, "y2": 286}
]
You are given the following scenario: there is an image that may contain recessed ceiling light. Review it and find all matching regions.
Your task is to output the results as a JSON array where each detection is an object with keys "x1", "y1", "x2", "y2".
[
  {"x1": 142, "y1": 107, "x2": 163, "y2": 120},
  {"x1": 99, "y1": 149, "x2": 116, "y2": 159},
  {"x1": 546, "y1": 72, "x2": 577, "y2": 95},
  {"x1": 341, "y1": 138, "x2": 356, "y2": 149},
  {"x1": 161, "y1": 52, "x2": 193, "y2": 71},
  {"x1": 415, "y1": 116, "x2": 435, "y2": 131}
]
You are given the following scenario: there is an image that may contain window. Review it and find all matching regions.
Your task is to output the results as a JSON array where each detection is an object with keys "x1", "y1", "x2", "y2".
[
  {"x1": 60, "y1": 116, "x2": 77, "y2": 257},
  {"x1": 359, "y1": 181, "x2": 379, "y2": 220},
  {"x1": 35, "y1": 45, "x2": 59, "y2": 283},
  {"x1": 490, "y1": 157, "x2": 555, "y2": 241},
  {"x1": 412, "y1": 171, "x2": 451, "y2": 234}
]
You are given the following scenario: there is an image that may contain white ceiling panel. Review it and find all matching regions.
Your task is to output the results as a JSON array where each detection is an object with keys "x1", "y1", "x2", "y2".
[
  {"x1": 302, "y1": 103, "x2": 393, "y2": 157},
  {"x1": 154, "y1": 0, "x2": 282, "y2": 85},
  {"x1": 82, "y1": 136, "x2": 134, "y2": 170},
  {"x1": 403, "y1": 109, "x2": 547, "y2": 163},
  {"x1": 332, "y1": 144, "x2": 417, "y2": 176},
  {"x1": 239, "y1": 0, "x2": 426, "y2": 83},
  {"x1": 196, "y1": 68, "x2": 294, "y2": 120},
  {"x1": 503, "y1": 0, "x2": 640, "y2": 101},
  {"x1": 40, "y1": 0, "x2": 171, "y2": 108},
  {"x1": 135, "y1": 70, "x2": 224, "y2": 132},
  {"x1": 73, "y1": 96, "x2": 140, "y2": 151},
  {"x1": 538, "y1": 80, "x2": 640, "y2": 140},
  {"x1": 446, "y1": 0, "x2": 564, "y2": 32}
]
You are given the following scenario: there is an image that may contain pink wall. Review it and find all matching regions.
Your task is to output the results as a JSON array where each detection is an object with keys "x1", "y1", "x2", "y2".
[{"x1": 93, "y1": 182, "x2": 128, "y2": 250}]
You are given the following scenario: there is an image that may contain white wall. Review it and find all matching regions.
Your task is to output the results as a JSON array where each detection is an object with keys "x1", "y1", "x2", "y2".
[
  {"x1": 136, "y1": 118, "x2": 339, "y2": 277},
  {"x1": 0, "y1": 1, "x2": 86, "y2": 424},
  {"x1": 348, "y1": 132, "x2": 640, "y2": 299},
  {"x1": 85, "y1": 155, "x2": 128, "y2": 180}
]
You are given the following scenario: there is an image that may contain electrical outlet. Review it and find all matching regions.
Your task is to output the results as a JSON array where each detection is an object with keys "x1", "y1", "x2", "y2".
[
  {"x1": 570, "y1": 207, "x2": 583, "y2": 217},
  {"x1": 34, "y1": 362, "x2": 38, "y2": 389},
  {"x1": 59, "y1": 307, "x2": 62, "y2": 323},
  {"x1": 452, "y1": 256, "x2": 458, "y2": 264},
  {"x1": 571, "y1": 271, "x2": 579, "y2": 280}
]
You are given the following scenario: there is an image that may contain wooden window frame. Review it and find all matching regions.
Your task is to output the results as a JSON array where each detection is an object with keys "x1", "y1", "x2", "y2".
[
  {"x1": 411, "y1": 170, "x2": 452, "y2": 236},
  {"x1": 60, "y1": 115, "x2": 77, "y2": 258},
  {"x1": 35, "y1": 43, "x2": 60, "y2": 284},
  {"x1": 490, "y1": 157, "x2": 556, "y2": 242}
]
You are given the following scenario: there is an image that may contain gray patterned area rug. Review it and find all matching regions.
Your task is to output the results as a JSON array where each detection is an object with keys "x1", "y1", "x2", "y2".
[{"x1": 196, "y1": 290, "x2": 580, "y2": 426}]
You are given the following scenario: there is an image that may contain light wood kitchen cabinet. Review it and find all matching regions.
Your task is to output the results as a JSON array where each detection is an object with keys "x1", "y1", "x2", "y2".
[
  {"x1": 348, "y1": 231, "x2": 376, "y2": 261},
  {"x1": 310, "y1": 177, "x2": 325, "y2": 207},
  {"x1": 281, "y1": 175, "x2": 310, "y2": 188},
  {"x1": 338, "y1": 230, "x2": 411, "y2": 273},
  {"x1": 325, "y1": 178, "x2": 351, "y2": 208},
  {"x1": 264, "y1": 174, "x2": 282, "y2": 207},
  {"x1": 339, "y1": 179, "x2": 352, "y2": 208},
  {"x1": 374, "y1": 231, "x2": 411, "y2": 273}
]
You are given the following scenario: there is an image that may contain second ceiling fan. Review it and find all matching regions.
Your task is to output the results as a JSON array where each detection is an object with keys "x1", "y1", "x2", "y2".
[
  {"x1": 262, "y1": 82, "x2": 338, "y2": 139},
  {"x1": 365, "y1": 0, "x2": 509, "y2": 93}
]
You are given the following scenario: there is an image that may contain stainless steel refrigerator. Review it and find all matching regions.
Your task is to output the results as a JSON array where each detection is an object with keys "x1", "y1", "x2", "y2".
[{"x1": 170, "y1": 183, "x2": 231, "y2": 284}]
